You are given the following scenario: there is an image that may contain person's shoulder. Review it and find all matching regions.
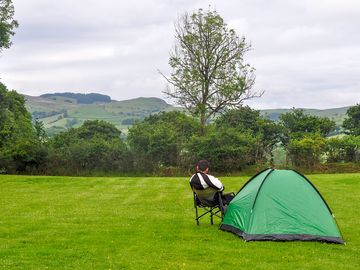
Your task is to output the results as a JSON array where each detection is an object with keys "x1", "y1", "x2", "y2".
[{"x1": 207, "y1": 174, "x2": 218, "y2": 180}]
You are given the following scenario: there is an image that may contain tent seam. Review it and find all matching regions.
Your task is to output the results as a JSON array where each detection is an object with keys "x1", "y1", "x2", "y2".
[
  {"x1": 246, "y1": 168, "x2": 274, "y2": 231},
  {"x1": 235, "y1": 168, "x2": 272, "y2": 195}
]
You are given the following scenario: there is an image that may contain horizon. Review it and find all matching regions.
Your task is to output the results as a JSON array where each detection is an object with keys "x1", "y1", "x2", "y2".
[
  {"x1": 1, "y1": 0, "x2": 359, "y2": 110},
  {"x1": 24, "y1": 91, "x2": 356, "y2": 111}
]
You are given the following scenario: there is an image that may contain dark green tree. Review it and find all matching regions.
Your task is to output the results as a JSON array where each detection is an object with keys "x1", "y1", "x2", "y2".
[
  {"x1": 287, "y1": 135, "x2": 326, "y2": 169},
  {"x1": 76, "y1": 120, "x2": 121, "y2": 140},
  {"x1": 0, "y1": 82, "x2": 45, "y2": 172},
  {"x1": 215, "y1": 106, "x2": 261, "y2": 132},
  {"x1": 184, "y1": 128, "x2": 256, "y2": 172},
  {"x1": 0, "y1": 0, "x2": 18, "y2": 52},
  {"x1": 279, "y1": 109, "x2": 335, "y2": 167},
  {"x1": 161, "y1": 8, "x2": 262, "y2": 134},
  {"x1": 34, "y1": 120, "x2": 47, "y2": 143},
  {"x1": 215, "y1": 107, "x2": 283, "y2": 164},
  {"x1": 128, "y1": 111, "x2": 199, "y2": 172},
  {"x1": 279, "y1": 108, "x2": 335, "y2": 141},
  {"x1": 343, "y1": 104, "x2": 360, "y2": 136},
  {"x1": 326, "y1": 136, "x2": 360, "y2": 163},
  {"x1": 47, "y1": 120, "x2": 131, "y2": 175}
]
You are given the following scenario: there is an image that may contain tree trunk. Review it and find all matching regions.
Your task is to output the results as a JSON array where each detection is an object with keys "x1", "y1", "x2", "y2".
[{"x1": 200, "y1": 111, "x2": 206, "y2": 136}]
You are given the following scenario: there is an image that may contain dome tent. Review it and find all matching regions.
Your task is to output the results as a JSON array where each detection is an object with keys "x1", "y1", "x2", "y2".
[{"x1": 220, "y1": 169, "x2": 344, "y2": 244}]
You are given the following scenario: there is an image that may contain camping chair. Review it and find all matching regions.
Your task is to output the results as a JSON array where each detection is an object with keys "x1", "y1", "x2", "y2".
[{"x1": 191, "y1": 187, "x2": 227, "y2": 225}]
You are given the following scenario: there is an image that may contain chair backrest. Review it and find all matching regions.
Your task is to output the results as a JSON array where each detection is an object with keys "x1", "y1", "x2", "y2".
[{"x1": 192, "y1": 187, "x2": 220, "y2": 207}]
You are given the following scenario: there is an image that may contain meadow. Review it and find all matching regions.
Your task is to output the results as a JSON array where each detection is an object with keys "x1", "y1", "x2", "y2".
[{"x1": 0, "y1": 173, "x2": 359, "y2": 269}]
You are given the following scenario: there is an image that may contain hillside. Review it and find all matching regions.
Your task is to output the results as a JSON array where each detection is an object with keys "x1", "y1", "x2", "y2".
[
  {"x1": 25, "y1": 93, "x2": 351, "y2": 136},
  {"x1": 261, "y1": 107, "x2": 350, "y2": 125},
  {"x1": 25, "y1": 94, "x2": 177, "y2": 135},
  {"x1": 40, "y1": 92, "x2": 112, "y2": 104}
]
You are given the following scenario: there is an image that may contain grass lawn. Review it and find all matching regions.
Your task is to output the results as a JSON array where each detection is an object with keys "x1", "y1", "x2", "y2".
[{"x1": 0, "y1": 173, "x2": 359, "y2": 269}]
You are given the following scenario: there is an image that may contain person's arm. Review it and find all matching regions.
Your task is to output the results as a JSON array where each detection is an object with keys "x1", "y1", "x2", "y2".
[{"x1": 208, "y1": 175, "x2": 224, "y2": 191}]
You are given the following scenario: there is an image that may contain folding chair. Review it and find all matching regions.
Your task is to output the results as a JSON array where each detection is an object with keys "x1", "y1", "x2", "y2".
[{"x1": 191, "y1": 187, "x2": 226, "y2": 225}]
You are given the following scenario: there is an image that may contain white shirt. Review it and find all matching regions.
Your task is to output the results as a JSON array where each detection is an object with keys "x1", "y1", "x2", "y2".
[{"x1": 189, "y1": 172, "x2": 224, "y2": 191}]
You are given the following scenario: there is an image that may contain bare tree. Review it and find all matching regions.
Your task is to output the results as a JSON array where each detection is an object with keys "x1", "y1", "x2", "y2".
[{"x1": 160, "y1": 8, "x2": 263, "y2": 134}]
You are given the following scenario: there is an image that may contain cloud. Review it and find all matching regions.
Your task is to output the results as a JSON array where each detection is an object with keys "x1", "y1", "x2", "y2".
[{"x1": 0, "y1": 0, "x2": 359, "y2": 109}]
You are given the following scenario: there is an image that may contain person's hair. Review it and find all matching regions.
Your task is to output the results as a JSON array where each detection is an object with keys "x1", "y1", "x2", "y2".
[{"x1": 197, "y1": 160, "x2": 209, "y2": 172}]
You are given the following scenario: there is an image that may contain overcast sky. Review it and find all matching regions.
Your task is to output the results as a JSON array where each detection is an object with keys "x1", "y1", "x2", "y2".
[{"x1": 0, "y1": 0, "x2": 359, "y2": 109}]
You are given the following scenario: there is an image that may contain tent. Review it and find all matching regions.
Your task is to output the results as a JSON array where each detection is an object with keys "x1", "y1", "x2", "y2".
[{"x1": 220, "y1": 169, "x2": 344, "y2": 244}]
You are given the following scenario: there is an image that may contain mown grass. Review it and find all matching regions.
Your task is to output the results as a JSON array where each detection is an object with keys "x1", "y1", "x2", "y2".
[{"x1": 0, "y1": 173, "x2": 359, "y2": 269}]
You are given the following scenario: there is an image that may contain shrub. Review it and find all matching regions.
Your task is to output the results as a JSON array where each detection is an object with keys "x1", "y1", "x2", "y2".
[
  {"x1": 287, "y1": 135, "x2": 326, "y2": 169},
  {"x1": 183, "y1": 128, "x2": 256, "y2": 172}
]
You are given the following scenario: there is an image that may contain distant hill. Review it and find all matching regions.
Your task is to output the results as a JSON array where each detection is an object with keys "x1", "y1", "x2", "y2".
[
  {"x1": 40, "y1": 92, "x2": 112, "y2": 104},
  {"x1": 261, "y1": 107, "x2": 350, "y2": 125},
  {"x1": 25, "y1": 92, "x2": 351, "y2": 136},
  {"x1": 25, "y1": 94, "x2": 177, "y2": 136}
]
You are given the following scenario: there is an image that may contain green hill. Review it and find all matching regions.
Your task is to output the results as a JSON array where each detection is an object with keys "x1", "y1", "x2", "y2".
[
  {"x1": 40, "y1": 92, "x2": 112, "y2": 104},
  {"x1": 25, "y1": 93, "x2": 351, "y2": 136},
  {"x1": 25, "y1": 94, "x2": 177, "y2": 136},
  {"x1": 261, "y1": 107, "x2": 350, "y2": 125}
]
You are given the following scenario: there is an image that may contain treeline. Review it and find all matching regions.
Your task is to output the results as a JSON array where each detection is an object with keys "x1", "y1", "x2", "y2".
[
  {"x1": 1, "y1": 83, "x2": 359, "y2": 175},
  {"x1": 40, "y1": 92, "x2": 112, "y2": 104}
]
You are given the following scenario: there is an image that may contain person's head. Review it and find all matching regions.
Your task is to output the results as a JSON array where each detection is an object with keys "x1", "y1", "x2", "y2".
[{"x1": 196, "y1": 160, "x2": 210, "y2": 173}]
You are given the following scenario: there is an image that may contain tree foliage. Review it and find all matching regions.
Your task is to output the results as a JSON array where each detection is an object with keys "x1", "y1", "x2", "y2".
[
  {"x1": 184, "y1": 128, "x2": 256, "y2": 172},
  {"x1": 287, "y1": 135, "x2": 326, "y2": 169},
  {"x1": 0, "y1": 0, "x2": 18, "y2": 52},
  {"x1": 47, "y1": 120, "x2": 131, "y2": 174},
  {"x1": 279, "y1": 108, "x2": 335, "y2": 142},
  {"x1": 215, "y1": 107, "x2": 283, "y2": 164},
  {"x1": 326, "y1": 136, "x2": 360, "y2": 163},
  {"x1": 343, "y1": 104, "x2": 360, "y2": 136},
  {"x1": 0, "y1": 82, "x2": 45, "y2": 172},
  {"x1": 128, "y1": 111, "x2": 199, "y2": 172},
  {"x1": 162, "y1": 8, "x2": 261, "y2": 133}
]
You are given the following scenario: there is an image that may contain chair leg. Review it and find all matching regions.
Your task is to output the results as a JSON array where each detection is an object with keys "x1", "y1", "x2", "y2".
[
  {"x1": 210, "y1": 209, "x2": 213, "y2": 225},
  {"x1": 195, "y1": 206, "x2": 199, "y2": 225}
]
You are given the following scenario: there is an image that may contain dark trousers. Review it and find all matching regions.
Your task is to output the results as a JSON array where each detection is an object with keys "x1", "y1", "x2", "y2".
[{"x1": 222, "y1": 193, "x2": 235, "y2": 205}]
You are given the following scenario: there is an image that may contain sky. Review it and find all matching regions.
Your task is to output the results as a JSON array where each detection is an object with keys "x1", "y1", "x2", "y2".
[{"x1": 0, "y1": 0, "x2": 359, "y2": 109}]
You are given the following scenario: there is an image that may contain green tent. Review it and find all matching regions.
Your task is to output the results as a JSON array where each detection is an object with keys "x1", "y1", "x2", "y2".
[{"x1": 220, "y1": 169, "x2": 344, "y2": 244}]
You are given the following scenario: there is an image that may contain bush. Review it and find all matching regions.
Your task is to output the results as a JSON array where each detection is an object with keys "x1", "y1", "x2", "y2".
[
  {"x1": 287, "y1": 135, "x2": 326, "y2": 169},
  {"x1": 0, "y1": 82, "x2": 46, "y2": 173},
  {"x1": 183, "y1": 128, "x2": 256, "y2": 172},
  {"x1": 325, "y1": 136, "x2": 360, "y2": 163},
  {"x1": 46, "y1": 120, "x2": 132, "y2": 175},
  {"x1": 128, "y1": 111, "x2": 199, "y2": 172}
]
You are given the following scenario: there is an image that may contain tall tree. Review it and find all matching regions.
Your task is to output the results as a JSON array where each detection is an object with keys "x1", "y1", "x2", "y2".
[
  {"x1": 0, "y1": 0, "x2": 18, "y2": 52},
  {"x1": 343, "y1": 104, "x2": 360, "y2": 136},
  {"x1": 279, "y1": 108, "x2": 336, "y2": 166},
  {"x1": 0, "y1": 82, "x2": 45, "y2": 173},
  {"x1": 215, "y1": 107, "x2": 283, "y2": 164},
  {"x1": 47, "y1": 120, "x2": 131, "y2": 175},
  {"x1": 279, "y1": 108, "x2": 335, "y2": 141},
  {"x1": 128, "y1": 111, "x2": 199, "y2": 172},
  {"x1": 161, "y1": 8, "x2": 262, "y2": 134}
]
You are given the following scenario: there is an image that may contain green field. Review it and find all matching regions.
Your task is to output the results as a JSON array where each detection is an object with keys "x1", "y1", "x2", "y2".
[
  {"x1": 25, "y1": 95, "x2": 177, "y2": 135},
  {"x1": 261, "y1": 106, "x2": 350, "y2": 125},
  {"x1": 1, "y1": 174, "x2": 359, "y2": 269}
]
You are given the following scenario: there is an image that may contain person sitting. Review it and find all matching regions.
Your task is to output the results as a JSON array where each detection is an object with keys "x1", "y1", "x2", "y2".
[{"x1": 189, "y1": 160, "x2": 234, "y2": 206}]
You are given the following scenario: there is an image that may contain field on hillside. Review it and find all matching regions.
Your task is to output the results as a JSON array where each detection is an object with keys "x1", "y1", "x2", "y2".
[
  {"x1": 1, "y1": 174, "x2": 359, "y2": 269},
  {"x1": 25, "y1": 96, "x2": 176, "y2": 135},
  {"x1": 261, "y1": 107, "x2": 349, "y2": 125},
  {"x1": 25, "y1": 94, "x2": 351, "y2": 136}
]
